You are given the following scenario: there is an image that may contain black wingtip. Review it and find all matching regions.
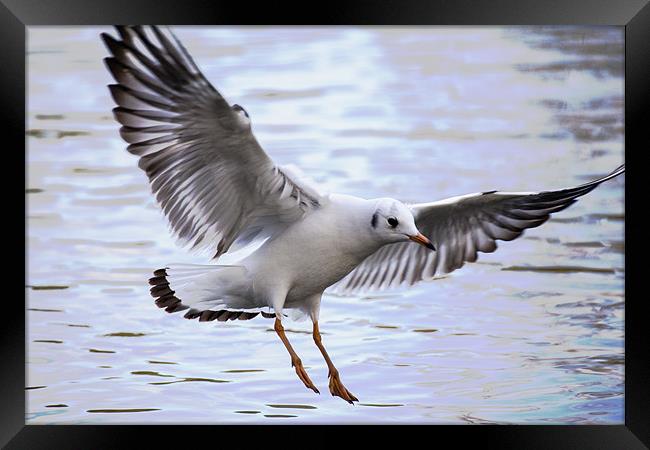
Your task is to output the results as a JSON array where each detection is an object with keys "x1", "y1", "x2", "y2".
[
  {"x1": 100, "y1": 32, "x2": 121, "y2": 54},
  {"x1": 612, "y1": 163, "x2": 625, "y2": 176},
  {"x1": 107, "y1": 83, "x2": 129, "y2": 105},
  {"x1": 115, "y1": 25, "x2": 133, "y2": 42},
  {"x1": 153, "y1": 268, "x2": 169, "y2": 277},
  {"x1": 100, "y1": 32, "x2": 119, "y2": 55},
  {"x1": 585, "y1": 163, "x2": 626, "y2": 188}
]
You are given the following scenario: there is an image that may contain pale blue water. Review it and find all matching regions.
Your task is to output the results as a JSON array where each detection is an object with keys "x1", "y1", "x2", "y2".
[{"x1": 26, "y1": 26, "x2": 624, "y2": 424}]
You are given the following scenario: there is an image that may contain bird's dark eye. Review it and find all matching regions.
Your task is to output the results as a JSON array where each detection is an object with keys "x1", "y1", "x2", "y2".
[{"x1": 387, "y1": 217, "x2": 398, "y2": 227}]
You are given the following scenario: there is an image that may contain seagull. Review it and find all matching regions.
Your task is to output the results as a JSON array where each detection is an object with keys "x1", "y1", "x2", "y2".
[{"x1": 101, "y1": 26, "x2": 625, "y2": 404}]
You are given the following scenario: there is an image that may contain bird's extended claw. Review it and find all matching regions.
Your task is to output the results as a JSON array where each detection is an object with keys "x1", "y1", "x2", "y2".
[
  {"x1": 292, "y1": 357, "x2": 320, "y2": 394},
  {"x1": 328, "y1": 371, "x2": 358, "y2": 404}
]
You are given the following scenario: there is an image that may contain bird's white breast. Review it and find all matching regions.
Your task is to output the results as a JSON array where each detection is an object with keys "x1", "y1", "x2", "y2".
[{"x1": 243, "y1": 194, "x2": 381, "y2": 301}]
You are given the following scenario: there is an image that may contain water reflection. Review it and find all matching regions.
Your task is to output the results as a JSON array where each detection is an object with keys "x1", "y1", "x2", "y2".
[{"x1": 27, "y1": 26, "x2": 623, "y2": 424}]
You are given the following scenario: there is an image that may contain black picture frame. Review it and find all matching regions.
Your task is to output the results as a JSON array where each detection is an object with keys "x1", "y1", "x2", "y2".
[{"x1": 6, "y1": 0, "x2": 648, "y2": 448}]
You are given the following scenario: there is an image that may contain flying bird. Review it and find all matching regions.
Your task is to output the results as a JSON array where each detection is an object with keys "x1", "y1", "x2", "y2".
[{"x1": 101, "y1": 26, "x2": 625, "y2": 404}]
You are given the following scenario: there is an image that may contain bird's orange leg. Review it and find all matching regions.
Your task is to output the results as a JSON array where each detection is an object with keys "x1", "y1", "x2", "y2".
[
  {"x1": 274, "y1": 318, "x2": 319, "y2": 394},
  {"x1": 312, "y1": 322, "x2": 358, "y2": 404}
]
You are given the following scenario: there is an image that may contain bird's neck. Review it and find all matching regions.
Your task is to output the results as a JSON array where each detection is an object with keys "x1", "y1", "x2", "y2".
[{"x1": 327, "y1": 194, "x2": 386, "y2": 259}]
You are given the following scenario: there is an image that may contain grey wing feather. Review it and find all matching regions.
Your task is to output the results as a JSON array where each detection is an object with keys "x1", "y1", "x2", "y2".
[
  {"x1": 334, "y1": 164, "x2": 624, "y2": 293},
  {"x1": 102, "y1": 26, "x2": 323, "y2": 259}
]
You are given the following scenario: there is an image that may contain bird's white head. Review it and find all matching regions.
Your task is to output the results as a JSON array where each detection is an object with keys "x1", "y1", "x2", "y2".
[{"x1": 370, "y1": 198, "x2": 435, "y2": 250}]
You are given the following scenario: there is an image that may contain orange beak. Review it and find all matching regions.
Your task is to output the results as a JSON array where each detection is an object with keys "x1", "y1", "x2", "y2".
[{"x1": 409, "y1": 233, "x2": 435, "y2": 251}]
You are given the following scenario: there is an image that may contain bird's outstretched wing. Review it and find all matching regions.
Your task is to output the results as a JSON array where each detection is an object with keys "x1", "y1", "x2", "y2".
[
  {"x1": 102, "y1": 26, "x2": 323, "y2": 259},
  {"x1": 334, "y1": 164, "x2": 624, "y2": 293}
]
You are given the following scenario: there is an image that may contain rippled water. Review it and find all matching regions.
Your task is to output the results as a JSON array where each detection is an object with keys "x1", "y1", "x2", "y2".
[{"x1": 26, "y1": 26, "x2": 624, "y2": 424}]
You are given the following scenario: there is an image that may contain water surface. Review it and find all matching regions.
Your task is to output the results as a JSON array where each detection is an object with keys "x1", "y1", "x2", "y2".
[{"x1": 27, "y1": 26, "x2": 624, "y2": 424}]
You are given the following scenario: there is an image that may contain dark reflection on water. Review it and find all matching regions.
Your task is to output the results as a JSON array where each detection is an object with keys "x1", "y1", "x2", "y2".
[
  {"x1": 512, "y1": 27, "x2": 623, "y2": 147},
  {"x1": 28, "y1": 285, "x2": 69, "y2": 290},
  {"x1": 27, "y1": 26, "x2": 623, "y2": 424},
  {"x1": 512, "y1": 26, "x2": 623, "y2": 79},
  {"x1": 148, "y1": 378, "x2": 231, "y2": 385},
  {"x1": 87, "y1": 408, "x2": 161, "y2": 413},
  {"x1": 267, "y1": 404, "x2": 318, "y2": 409}
]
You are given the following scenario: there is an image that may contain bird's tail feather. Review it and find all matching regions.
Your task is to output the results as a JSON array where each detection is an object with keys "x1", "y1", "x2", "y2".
[{"x1": 149, "y1": 264, "x2": 274, "y2": 322}]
